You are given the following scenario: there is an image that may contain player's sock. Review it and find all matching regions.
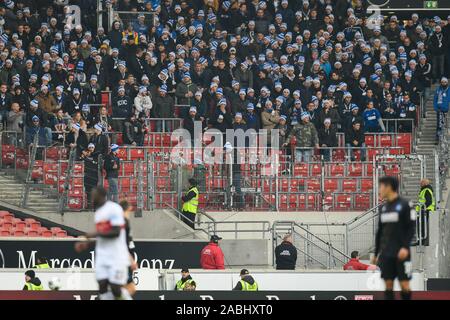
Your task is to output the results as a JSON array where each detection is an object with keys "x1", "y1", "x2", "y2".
[
  {"x1": 384, "y1": 290, "x2": 394, "y2": 300},
  {"x1": 120, "y1": 287, "x2": 133, "y2": 300},
  {"x1": 99, "y1": 292, "x2": 114, "y2": 300},
  {"x1": 401, "y1": 290, "x2": 411, "y2": 300}
]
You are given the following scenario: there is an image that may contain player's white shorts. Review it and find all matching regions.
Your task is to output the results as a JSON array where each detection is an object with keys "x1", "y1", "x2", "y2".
[{"x1": 95, "y1": 263, "x2": 128, "y2": 285}]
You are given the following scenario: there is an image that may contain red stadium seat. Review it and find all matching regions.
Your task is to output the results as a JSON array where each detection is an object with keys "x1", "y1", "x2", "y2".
[
  {"x1": 311, "y1": 164, "x2": 322, "y2": 176},
  {"x1": 68, "y1": 197, "x2": 84, "y2": 210},
  {"x1": 0, "y1": 221, "x2": 13, "y2": 230},
  {"x1": 0, "y1": 212, "x2": 14, "y2": 221},
  {"x1": 13, "y1": 220, "x2": 26, "y2": 231},
  {"x1": 279, "y1": 194, "x2": 288, "y2": 210},
  {"x1": 31, "y1": 160, "x2": 44, "y2": 180},
  {"x1": 1, "y1": 144, "x2": 16, "y2": 165},
  {"x1": 45, "y1": 147, "x2": 60, "y2": 160},
  {"x1": 306, "y1": 179, "x2": 320, "y2": 192},
  {"x1": 324, "y1": 179, "x2": 338, "y2": 192},
  {"x1": 334, "y1": 194, "x2": 352, "y2": 210},
  {"x1": 0, "y1": 229, "x2": 11, "y2": 236},
  {"x1": 365, "y1": 135, "x2": 375, "y2": 147},
  {"x1": 329, "y1": 164, "x2": 344, "y2": 176},
  {"x1": 342, "y1": 179, "x2": 357, "y2": 192},
  {"x1": 0, "y1": 211, "x2": 12, "y2": 217},
  {"x1": 56, "y1": 230, "x2": 68, "y2": 238},
  {"x1": 26, "y1": 229, "x2": 39, "y2": 237},
  {"x1": 354, "y1": 194, "x2": 371, "y2": 210},
  {"x1": 379, "y1": 135, "x2": 392, "y2": 147},
  {"x1": 293, "y1": 164, "x2": 308, "y2": 176},
  {"x1": 12, "y1": 229, "x2": 25, "y2": 237},
  {"x1": 116, "y1": 148, "x2": 129, "y2": 160},
  {"x1": 122, "y1": 162, "x2": 135, "y2": 176},
  {"x1": 130, "y1": 148, "x2": 145, "y2": 160},
  {"x1": 348, "y1": 163, "x2": 363, "y2": 176},
  {"x1": 361, "y1": 179, "x2": 374, "y2": 192}
]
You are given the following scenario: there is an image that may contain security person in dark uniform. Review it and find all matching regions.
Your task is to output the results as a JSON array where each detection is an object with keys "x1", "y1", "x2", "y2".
[
  {"x1": 371, "y1": 176, "x2": 415, "y2": 300},
  {"x1": 35, "y1": 257, "x2": 50, "y2": 268},
  {"x1": 23, "y1": 270, "x2": 43, "y2": 291},
  {"x1": 181, "y1": 178, "x2": 199, "y2": 229},
  {"x1": 274, "y1": 234, "x2": 297, "y2": 270},
  {"x1": 175, "y1": 268, "x2": 194, "y2": 291},
  {"x1": 415, "y1": 179, "x2": 435, "y2": 246},
  {"x1": 233, "y1": 269, "x2": 258, "y2": 291}
]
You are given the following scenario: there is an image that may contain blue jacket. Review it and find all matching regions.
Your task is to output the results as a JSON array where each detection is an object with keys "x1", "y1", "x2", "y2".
[
  {"x1": 363, "y1": 108, "x2": 382, "y2": 129},
  {"x1": 26, "y1": 126, "x2": 49, "y2": 146},
  {"x1": 434, "y1": 86, "x2": 450, "y2": 113}
]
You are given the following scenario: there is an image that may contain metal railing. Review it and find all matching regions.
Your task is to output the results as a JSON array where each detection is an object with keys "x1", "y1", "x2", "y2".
[{"x1": 272, "y1": 221, "x2": 351, "y2": 269}]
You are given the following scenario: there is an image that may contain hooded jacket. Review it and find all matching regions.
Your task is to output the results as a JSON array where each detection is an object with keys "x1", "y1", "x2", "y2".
[{"x1": 233, "y1": 275, "x2": 257, "y2": 290}]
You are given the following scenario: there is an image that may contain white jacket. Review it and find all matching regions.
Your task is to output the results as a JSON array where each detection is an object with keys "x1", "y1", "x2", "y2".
[{"x1": 134, "y1": 94, "x2": 153, "y2": 115}]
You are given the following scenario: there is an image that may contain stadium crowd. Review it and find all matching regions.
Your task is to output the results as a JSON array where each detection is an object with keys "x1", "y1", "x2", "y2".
[{"x1": 0, "y1": 0, "x2": 449, "y2": 162}]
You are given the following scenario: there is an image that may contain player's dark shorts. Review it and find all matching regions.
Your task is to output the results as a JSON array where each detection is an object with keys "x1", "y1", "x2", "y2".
[
  {"x1": 127, "y1": 267, "x2": 133, "y2": 284},
  {"x1": 378, "y1": 255, "x2": 412, "y2": 281}
]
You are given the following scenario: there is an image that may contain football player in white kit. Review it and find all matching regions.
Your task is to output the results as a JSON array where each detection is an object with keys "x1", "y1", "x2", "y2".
[{"x1": 75, "y1": 187, "x2": 132, "y2": 300}]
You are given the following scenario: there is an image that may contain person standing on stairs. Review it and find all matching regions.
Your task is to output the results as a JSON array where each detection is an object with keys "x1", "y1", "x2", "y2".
[
  {"x1": 181, "y1": 178, "x2": 199, "y2": 230},
  {"x1": 415, "y1": 179, "x2": 435, "y2": 246},
  {"x1": 433, "y1": 77, "x2": 450, "y2": 144}
]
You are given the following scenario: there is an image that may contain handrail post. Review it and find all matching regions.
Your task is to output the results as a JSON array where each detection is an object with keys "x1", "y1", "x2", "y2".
[{"x1": 136, "y1": 158, "x2": 143, "y2": 217}]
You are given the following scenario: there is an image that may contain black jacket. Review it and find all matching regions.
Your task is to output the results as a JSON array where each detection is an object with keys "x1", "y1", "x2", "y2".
[
  {"x1": 103, "y1": 153, "x2": 120, "y2": 179},
  {"x1": 89, "y1": 133, "x2": 109, "y2": 159},
  {"x1": 275, "y1": 241, "x2": 297, "y2": 270}
]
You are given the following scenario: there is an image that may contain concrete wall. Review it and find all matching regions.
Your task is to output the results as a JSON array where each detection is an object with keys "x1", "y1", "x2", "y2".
[
  {"x1": 205, "y1": 211, "x2": 361, "y2": 225},
  {"x1": 220, "y1": 239, "x2": 270, "y2": 267}
]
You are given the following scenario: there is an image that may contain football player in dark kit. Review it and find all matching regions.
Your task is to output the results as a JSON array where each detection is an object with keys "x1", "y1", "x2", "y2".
[{"x1": 371, "y1": 176, "x2": 416, "y2": 300}]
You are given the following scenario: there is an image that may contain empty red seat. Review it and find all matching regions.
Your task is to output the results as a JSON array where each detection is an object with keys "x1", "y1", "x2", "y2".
[
  {"x1": 51, "y1": 227, "x2": 62, "y2": 235},
  {"x1": 379, "y1": 135, "x2": 392, "y2": 147},
  {"x1": 365, "y1": 135, "x2": 375, "y2": 147},
  {"x1": 306, "y1": 179, "x2": 320, "y2": 192},
  {"x1": 361, "y1": 179, "x2": 373, "y2": 192},
  {"x1": 334, "y1": 194, "x2": 352, "y2": 210},
  {"x1": 290, "y1": 179, "x2": 299, "y2": 191},
  {"x1": 1, "y1": 144, "x2": 16, "y2": 165},
  {"x1": 41, "y1": 230, "x2": 53, "y2": 237},
  {"x1": 116, "y1": 148, "x2": 129, "y2": 160},
  {"x1": 123, "y1": 162, "x2": 135, "y2": 176},
  {"x1": 130, "y1": 148, "x2": 145, "y2": 160},
  {"x1": 324, "y1": 179, "x2": 338, "y2": 192},
  {"x1": 298, "y1": 194, "x2": 317, "y2": 210},
  {"x1": 329, "y1": 164, "x2": 344, "y2": 176},
  {"x1": 68, "y1": 197, "x2": 84, "y2": 210},
  {"x1": 396, "y1": 133, "x2": 411, "y2": 154},
  {"x1": 45, "y1": 147, "x2": 60, "y2": 160},
  {"x1": 0, "y1": 211, "x2": 12, "y2": 217},
  {"x1": 279, "y1": 178, "x2": 289, "y2": 192},
  {"x1": 0, "y1": 221, "x2": 13, "y2": 230},
  {"x1": 0, "y1": 212, "x2": 14, "y2": 221},
  {"x1": 310, "y1": 164, "x2": 322, "y2": 175},
  {"x1": 293, "y1": 164, "x2": 308, "y2": 176},
  {"x1": 354, "y1": 194, "x2": 371, "y2": 210},
  {"x1": 56, "y1": 230, "x2": 67, "y2": 237},
  {"x1": 342, "y1": 179, "x2": 357, "y2": 192},
  {"x1": 332, "y1": 149, "x2": 346, "y2": 161},
  {"x1": 43, "y1": 163, "x2": 59, "y2": 186},
  {"x1": 119, "y1": 178, "x2": 131, "y2": 191},
  {"x1": 348, "y1": 163, "x2": 363, "y2": 176},
  {"x1": 13, "y1": 229, "x2": 25, "y2": 237},
  {"x1": 73, "y1": 163, "x2": 84, "y2": 175},
  {"x1": 26, "y1": 229, "x2": 39, "y2": 237},
  {"x1": 0, "y1": 229, "x2": 11, "y2": 236},
  {"x1": 279, "y1": 194, "x2": 288, "y2": 210},
  {"x1": 14, "y1": 221, "x2": 26, "y2": 230}
]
